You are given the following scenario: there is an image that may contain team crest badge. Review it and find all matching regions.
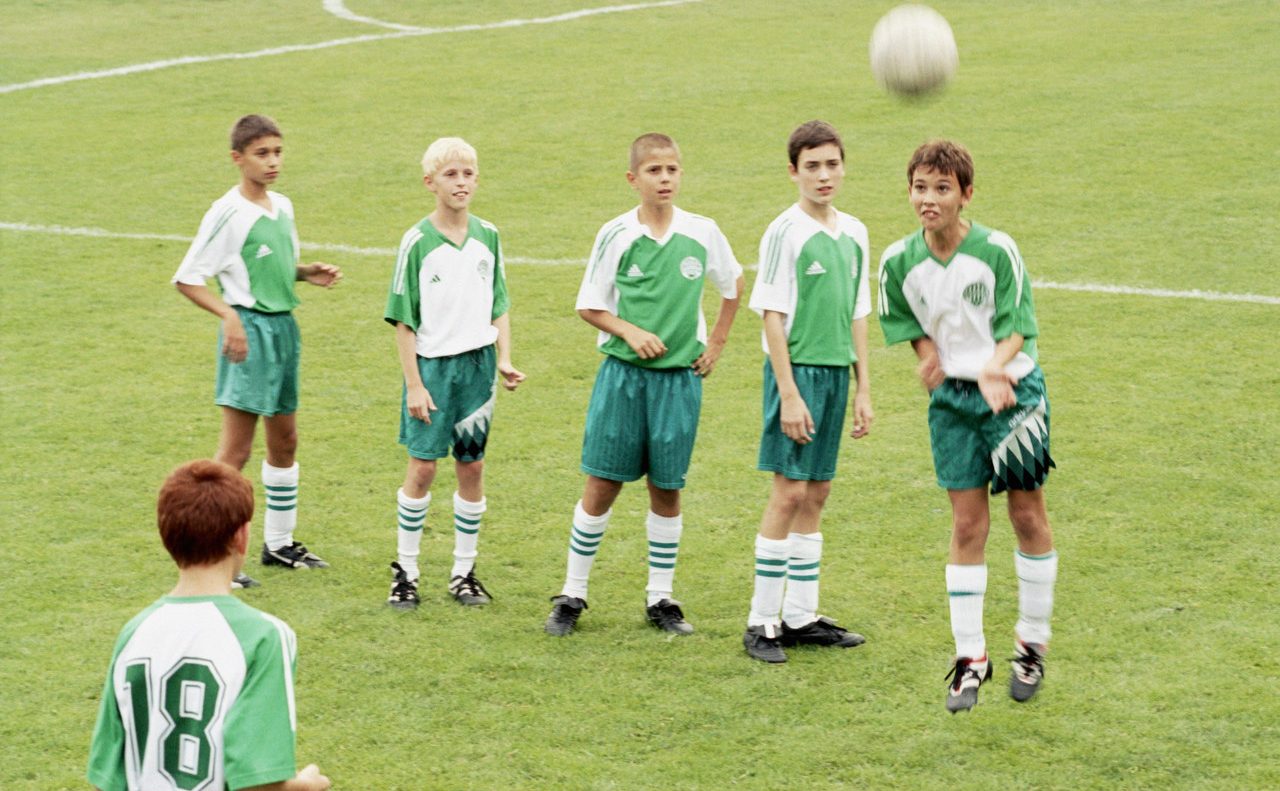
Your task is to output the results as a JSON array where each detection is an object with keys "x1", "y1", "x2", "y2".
[
  {"x1": 477, "y1": 257, "x2": 492, "y2": 279},
  {"x1": 679, "y1": 256, "x2": 703, "y2": 280},
  {"x1": 963, "y1": 282, "x2": 989, "y2": 307}
]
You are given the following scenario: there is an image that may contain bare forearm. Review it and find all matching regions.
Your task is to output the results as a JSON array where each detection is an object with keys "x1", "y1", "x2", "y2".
[
  {"x1": 763, "y1": 311, "x2": 799, "y2": 396},
  {"x1": 852, "y1": 316, "x2": 870, "y2": 392},
  {"x1": 175, "y1": 282, "x2": 235, "y2": 320},
  {"x1": 987, "y1": 333, "x2": 1024, "y2": 370},
  {"x1": 707, "y1": 276, "x2": 745, "y2": 346},
  {"x1": 492, "y1": 312, "x2": 513, "y2": 365},
  {"x1": 394, "y1": 323, "x2": 424, "y2": 388}
]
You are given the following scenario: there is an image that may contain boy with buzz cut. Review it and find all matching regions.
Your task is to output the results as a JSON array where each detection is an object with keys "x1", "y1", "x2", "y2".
[
  {"x1": 173, "y1": 114, "x2": 342, "y2": 588},
  {"x1": 544, "y1": 132, "x2": 745, "y2": 637},
  {"x1": 878, "y1": 139, "x2": 1059, "y2": 713},
  {"x1": 384, "y1": 137, "x2": 525, "y2": 610},
  {"x1": 742, "y1": 120, "x2": 874, "y2": 664},
  {"x1": 87, "y1": 459, "x2": 330, "y2": 791}
]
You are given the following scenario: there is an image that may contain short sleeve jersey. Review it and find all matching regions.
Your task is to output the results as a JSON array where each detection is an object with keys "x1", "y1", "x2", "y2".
[
  {"x1": 877, "y1": 222, "x2": 1039, "y2": 381},
  {"x1": 575, "y1": 207, "x2": 742, "y2": 369},
  {"x1": 172, "y1": 187, "x2": 301, "y2": 314},
  {"x1": 750, "y1": 204, "x2": 872, "y2": 366},
  {"x1": 385, "y1": 215, "x2": 510, "y2": 359},
  {"x1": 87, "y1": 595, "x2": 298, "y2": 791}
]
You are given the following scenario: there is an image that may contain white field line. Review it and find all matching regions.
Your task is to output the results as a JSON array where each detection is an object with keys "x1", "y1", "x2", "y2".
[
  {"x1": 4, "y1": 221, "x2": 1277, "y2": 305},
  {"x1": 0, "y1": 0, "x2": 702, "y2": 95},
  {"x1": 322, "y1": 0, "x2": 422, "y2": 31}
]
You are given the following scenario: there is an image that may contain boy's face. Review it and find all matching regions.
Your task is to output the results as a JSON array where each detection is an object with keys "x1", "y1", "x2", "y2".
[
  {"x1": 627, "y1": 148, "x2": 682, "y2": 208},
  {"x1": 910, "y1": 165, "x2": 972, "y2": 232},
  {"x1": 425, "y1": 159, "x2": 478, "y2": 211},
  {"x1": 231, "y1": 135, "x2": 283, "y2": 187},
  {"x1": 790, "y1": 143, "x2": 844, "y2": 207}
]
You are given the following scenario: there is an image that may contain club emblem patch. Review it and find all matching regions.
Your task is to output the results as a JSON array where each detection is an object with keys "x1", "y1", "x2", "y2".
[
  {"x1": 963, "y1": 282, "x2": 989, "y2": 307},
  {"x1": 680, "y1": 256, "x2": 703, "y2": 280}
]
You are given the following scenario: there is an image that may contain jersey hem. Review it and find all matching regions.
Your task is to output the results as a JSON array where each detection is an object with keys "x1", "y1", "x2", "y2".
[{"x1": 227, "y1": 765, "x2": 298, "y2": 790}]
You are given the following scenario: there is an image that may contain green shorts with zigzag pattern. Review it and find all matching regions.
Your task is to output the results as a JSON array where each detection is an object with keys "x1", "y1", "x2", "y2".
[
  {"x1": 927, "y1": 366, "x2": 1055, "y2": 494},
  {"x1": 399, "y1": 344, "x2": 496, "y2": 461}
]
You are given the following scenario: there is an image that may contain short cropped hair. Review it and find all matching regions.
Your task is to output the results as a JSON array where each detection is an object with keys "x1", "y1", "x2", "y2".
[
  {"x1": 422, "y1": 137, "x2": 478, "y2": 178},
  {"x1": 629, "y1": 133, "x2": 680, "y2": 171},
  {"x1": 787, "y1": 120, "x2": 844, "y2": 167},
  {"x1": 157, "y1": 460, "x2": 254, "y2": 568},
  {"x1": 908, "y1": 139, "x2": 975, "y2": 192},
  {"x1": 230, "y1": 114, "x2": 282, "y2": 152}
]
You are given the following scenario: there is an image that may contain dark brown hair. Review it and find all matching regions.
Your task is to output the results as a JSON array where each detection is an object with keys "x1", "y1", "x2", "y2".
[
  {"x1": 907, "y1": 139, "x2": 974, "y2": 192},
  {"x1": 787, "y1": 120, "x2": 844, "y2": 167},
  {"x1": 230, "y1": 114, "x2": 282, "y2": 152}
]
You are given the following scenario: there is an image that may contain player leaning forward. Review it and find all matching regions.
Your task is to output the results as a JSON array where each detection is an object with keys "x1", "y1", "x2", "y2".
[
  {"x1": 173, "y1": 115, "x2": 342, "y2": 586},
  {"x1": 88, "y1": 460, "x2": 329, "y2": 791},
  {"x1": 544, "y1": 133, "x2": 745, "y2": 636},
  {"x1": 384, "y1": 137, "x2": 525, "y2": 609},
  {"x1": 878, "y1": 139, "x2": 1059, "y2": 712}
]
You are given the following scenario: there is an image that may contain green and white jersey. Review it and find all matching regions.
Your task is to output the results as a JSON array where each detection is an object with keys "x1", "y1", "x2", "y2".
[
  {"x1": 172, "y1": 187, "x2": 301, "y2": 314},
  {"x1": 576, "y1": 207, "x2": 742, "y2": 369},
  {"x1": 87, "y1": 595, "x2": 298, "y2": 791},
  {"x1": 385, "y1": 215, "x2": 510, "y2": 359},
  {"x1": 878, "y1": 222, "x2": 1039, "y2": 381},
  {"x1": 750, "y1": 204, "x2": 872, "y2": 366}
]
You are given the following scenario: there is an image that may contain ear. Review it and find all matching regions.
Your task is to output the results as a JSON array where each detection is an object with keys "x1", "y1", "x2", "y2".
[
  {"x1": 230, "y1": 150, "x2": 243, "y2": 166},
  {"x1": 625, "y1": 170, "x2": 638, "y2": 188},
  {"x1": 232, "y1": 522, "x2": 250, "y2": 556},
  {"x1": 960, "y1": 184, "x2": 974, "y2": 207},
  {"x1": 423, "y1": 173, "x2": 434, "y2": 189},
  {"x1": 788, "y1": 163, "x2": 800, "y2": 182}
]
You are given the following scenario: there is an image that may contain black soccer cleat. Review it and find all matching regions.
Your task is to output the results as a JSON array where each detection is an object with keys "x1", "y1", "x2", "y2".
[
  {"x1": 945, "y1": 655, "x2": 993, "y2": 713},
  {"x1": 743, "y1": 624, "x2": 788, "y2": 663},
  {"x1": 781, "y1": 616, "x2": 866, "y2": 648},
  {"x1": 448, "y1": 567, "x2": 492, "y2": 606},
  {"x1": 645, "y1": 598, "x2": 694, "y2": 635},
  {"x1": 231, "y1": 572, "x2": 260, "y2": 589},
  {"x1": 387, "y1": 562, "x2": 420, "y2": 610},
  {"x1": 261, "y1": 541, "x2": 329, "y2": 569},
  {"x1": 1009, "y1": 641, "x2": 1047, "y2": 702},
  {"x1": 544, "y1": 595, "x2": 587, "y2": 636}
]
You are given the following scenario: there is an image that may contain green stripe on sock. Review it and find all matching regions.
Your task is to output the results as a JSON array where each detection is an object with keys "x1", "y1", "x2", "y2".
[
  {"x1": 648, "y1": 541, "x2": 679, "y2": 549},
  {"x1": 948, "y1": 591, "x2": 981, "y2": 597},
  {"x1": 648, "y1": 561, "x2": 675, "y2": 569},
  {"x1": 399, "y1": 522, "x2": 424, "y2": 532},
  {"x1": 1016, "y1": 549, "x2": 1057, "y2": 560},
  {"x1": 454, "y1": 524, "x2": 479, "y2": 535},
  {"x1": 266, "y1": 503, "x2": 295, "y2": 511},
  {"x1": 755, "y1": 569, "x2": 785, "y2": 578},
  {"x1": 263, "y1": 485, "x2": 296, "y2": 492},
  {"x1": 788, "y1": 574, "x2": 819, "y2": 581},
  {"x1": 455, "y1": 514, "x2": 480, "y2": 525},
  {"x1": 789, "y1": 560, "x2": 820, "y2": 571},
  {"x1": 756, "y1": 557, "x2": 786, "y2": 566},
  {"x1": 648, "y1": 550, "x2": 677, "y2": 559}
]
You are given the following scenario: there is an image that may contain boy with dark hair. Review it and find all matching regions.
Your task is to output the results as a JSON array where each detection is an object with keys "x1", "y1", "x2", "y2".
[
  {"x1": 88, "y1": 460, "x2": 329, "y2": 791},
  {"x1": 173, "y1": 114, "x2": 342, "y2": 587},
  {"x1": 878, "y1": 139, "x2": 1059, "y2": 712},
  {"x1": 742, "y1": 120, "x2": 874, "y2": 663},
  {"x1": 544, "y1": 133, "x2": 745, "y2": 637}
]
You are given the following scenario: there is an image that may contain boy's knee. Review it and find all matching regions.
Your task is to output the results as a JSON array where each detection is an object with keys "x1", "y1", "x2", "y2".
[
  {"x1": 805, "y1": 480, "x2": 833, "y2": 509},
  {"x1": 407, "y1": 458, "x2": 437, "y2": 488}
]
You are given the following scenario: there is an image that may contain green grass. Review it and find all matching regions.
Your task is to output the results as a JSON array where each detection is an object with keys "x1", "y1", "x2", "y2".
[{"x1": 2, "y1": 1, "x2": 1278, "y2": 789}]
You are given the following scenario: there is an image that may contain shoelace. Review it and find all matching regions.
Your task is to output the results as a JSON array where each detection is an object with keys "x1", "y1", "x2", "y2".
[
  {"x1": 454, "y1": 572, "x2": 489, "y2": 598},
  {"x1": 945, "y1": 659, "x2": 981, "y2": 691},
  {"x1": 1011, "y1": 647, "x2": 1044, "y2": 680}
]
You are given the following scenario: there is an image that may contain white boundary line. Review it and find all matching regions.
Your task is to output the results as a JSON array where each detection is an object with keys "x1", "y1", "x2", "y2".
[
  {"x1": 0, "y1": 0, "x2": 702, "y2": 95},
  {"x1": 322, "y1": 0, "x2": 423, "y2": 31},
  {"x1": 4, "y1": 221, "x2": 1276, "y2": 305}
]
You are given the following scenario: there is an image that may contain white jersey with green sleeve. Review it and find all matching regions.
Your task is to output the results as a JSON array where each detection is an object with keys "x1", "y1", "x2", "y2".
[
  {"x1": 172, "y1": 187, "x2": 302, "y2": 314},
  {"x1": 385, "y1": 215, "x2": 509, "y2": 359},
  {"x1": 87, "y1": 596, "x2": 298, "y2": 791},
  {"x1": 750, "y1": 204, "x2": 872, "y2": 366},
  {"x1": 877, "y1": 222, "x2": 1039, "y2": 381},
  {"x1": 576, "y1": 207, "x2": 742, "y2": 369}
]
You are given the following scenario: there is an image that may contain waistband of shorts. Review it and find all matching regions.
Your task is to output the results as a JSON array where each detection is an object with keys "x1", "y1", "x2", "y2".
[
  {"x1": 233, "y1": 304, "x2": 294, "y2": 318},
  {"x1": 418, "y1": 343, "x2": 495, "y2": 362}
]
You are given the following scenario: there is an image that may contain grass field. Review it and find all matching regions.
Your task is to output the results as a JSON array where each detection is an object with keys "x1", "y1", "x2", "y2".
[{"x1": 2, "y1": 1, "x2": 1278, "y2": 789}]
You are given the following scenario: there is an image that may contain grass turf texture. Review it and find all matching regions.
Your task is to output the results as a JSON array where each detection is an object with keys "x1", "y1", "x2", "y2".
[{"x1": 2, "y1": 1, "x2": 1278, "y2": 788}]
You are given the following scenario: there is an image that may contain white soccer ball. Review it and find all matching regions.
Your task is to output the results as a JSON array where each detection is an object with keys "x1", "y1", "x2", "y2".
[{"x1": 869, "y1": 4, "x2": 959, "y2": 96}]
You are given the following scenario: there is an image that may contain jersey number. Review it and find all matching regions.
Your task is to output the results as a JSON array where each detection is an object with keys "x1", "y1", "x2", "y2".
[{"x1": 123, "y1": 659, "x2": 224, "y2": 790}]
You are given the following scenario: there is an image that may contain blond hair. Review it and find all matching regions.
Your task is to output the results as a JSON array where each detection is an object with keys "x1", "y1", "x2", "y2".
[{"x1": 421, "y1": 137, "x2": 478, "y2": 177}]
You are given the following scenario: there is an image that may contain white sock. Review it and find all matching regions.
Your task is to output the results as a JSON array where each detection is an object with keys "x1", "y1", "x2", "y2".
[
  {"x1": 748, "y1": 535, "x2": 790, "y2": 628},
  {"x1": 1015, "y1": 550, "x2": 1058, "y2": 646},
  {"x1": 946, "y1": 563, "x2": 987, "y2": 659},
  {"x1": 262, "y1": 461, "x2": 298, "y2": 551},
  {"x1": 451, "y1": 491, "x2": 486, "y2": 578},
  {"x1": 562, "y1": 501, "x2": 609, "y2": 600},
  {"x1": 783, "y1": 532, "x2": 823, "y2": 628},
  {"x1": 396, "y1": 489, "x2": 430, "y2": 581},
  {"x1": 645, "y1": 511, "x2": 683, "y2": 606}
]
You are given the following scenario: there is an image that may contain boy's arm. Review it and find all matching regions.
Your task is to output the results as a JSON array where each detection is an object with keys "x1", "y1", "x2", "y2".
[
  {"x1": 577, "y1": 309, "x2": 667, "y2": 360},
  {"x1": 175, "y1": 282, "x2": 248, "y2": 363},
  {"x1": 911, "y1": 337, "x2": 944, "y2": 393},
  {"x1": 692, "y1": 274, "x2": 745, "y2": 377},
  {"x1": 850, "y1": 316, "x2": 873, "y2": 439},
  {"x1": 296, "y1": 262, "x2": 342, "y2": 287},
  {"x1": 243, "y1": 764, "x2": 331, "y2": 791},
  {"x1": 491, "y1": 313, "x2": 526, "y2": 391},
  {"x1": 395, "y1": 322, "x2": 436, "y2": 423},
  {"x1": 978, "y1": 334, "x2": 1023, "y2": 413},
  {"x1": 763, "y1": 310, "x2": 814, "y2": 445}
]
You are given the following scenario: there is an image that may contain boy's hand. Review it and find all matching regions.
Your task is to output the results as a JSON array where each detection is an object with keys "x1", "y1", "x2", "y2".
[
  {"x1": 850, "y1": 391, "x2": 873, "y2": 439},
  {"x1": 917, "y1": 353, "x2": 944, "y2": 393},
  {"x1": 300, "y1": 262, "x2": 343, "y2": 288},
  {"x1": 221, "y1": 312, "x2": 248, "y2": 363},
  {"x1": 406, "y1": 382, "x2": 436, "y2": 423},
  {"x1": 624, "y1": 327, "x2": 667, "y2": 360},
  {"x1": 691, "y1": 338, "x2": 726, "y2": 377},
  {"x1": 498, "y1": 361, "x2": 526, "y2": 391},
  {"x1": 780, "y1": 393, "x2": 815, "y2": 445},
  {"x1": 978, "y1": 361, "x2": 1018, "y2": 413},
  {"x1": 290, "y1": 764, "x2": 331, "y2": 790}
]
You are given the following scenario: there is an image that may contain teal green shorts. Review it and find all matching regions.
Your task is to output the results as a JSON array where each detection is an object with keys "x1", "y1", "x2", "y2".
[
  {"x1": 927, "y1": 367, "x2": 1055, "y2": 493},
  {"x1": 399, "y1": 344, "x2": 496, "y2": 461},
  {"x1": 757, "y1": 361, "x2": 849, "y2": 481},
  {"x1": 580, "y1": 356, "x2": 702, "y2": 490},
  {"x1": 215, "y1": 307, "x2": 299, "y2": 417}
]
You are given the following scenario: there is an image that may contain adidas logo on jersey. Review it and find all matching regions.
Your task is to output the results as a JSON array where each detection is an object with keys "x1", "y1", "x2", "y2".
[
  {"x1": 430, "y1": 274, "x2": 442, "y2": 283},
  {"x1": 627, "y1": 265, "x2": 644, "y2": 278},
  {"x1": 805, "y1": 261, "x2": 827, "y2": 276},
  {"x1": 254, "y1": 244, "x2": 273, "y2": 259}
]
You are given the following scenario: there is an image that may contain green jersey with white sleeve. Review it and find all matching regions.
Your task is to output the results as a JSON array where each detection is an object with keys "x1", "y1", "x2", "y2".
[
  {"x1": 878, "y1": 222, "x2": 1039, "y2": 381},
  {"x1": 385, "y1": 215, "x2": 510, "y2": 359},
  {"x1": 576, "y1": 207, "x2": 742, "y2": 369},
  {"x1": 87, "y1": 595, "x2": 299, "y2": 791},
  {"x1": 172, "y1": 187, "x2": 301, "y2": 314},
  {"x1": 750, "y1": 204, "x2": 871, "y2": 366}
]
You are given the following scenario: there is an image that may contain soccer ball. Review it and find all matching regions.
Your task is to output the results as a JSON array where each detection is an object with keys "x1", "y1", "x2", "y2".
[{"x1": 869, "y1": 5, "x2": 959, "y2": 96}]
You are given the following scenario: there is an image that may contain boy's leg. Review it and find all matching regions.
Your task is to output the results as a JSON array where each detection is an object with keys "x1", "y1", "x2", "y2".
[
  {"x1": 562, "y1": 475, "x2": 621, "y2": 599},
  {"x1": 945, "y1": 487, "x2": 991, "y2": 712},
  {"x1": 644, "y1": 483, "x2": 692, "y2": 634},
  {"x1": 387, "y1": 458, "x2": 433, "y2": 609},
  {"x1": 448, "y1": 460, "x2": 491, "y2": 605},
  {"x1": 214, "y1": 406, "x2": 258, "y2": 471},
  {"x1": 1008, "y1": 488, "x2": 1057, "y2": 701},
  {"x1": 744, "y1": 475, "x2": 803, "y2": 661},
  {"x1": 779, "y1": 481, "x2": 865, "y2": 648},
  {"x1": 258, "y1": 412, "x2": 326, "y2": 569}
]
